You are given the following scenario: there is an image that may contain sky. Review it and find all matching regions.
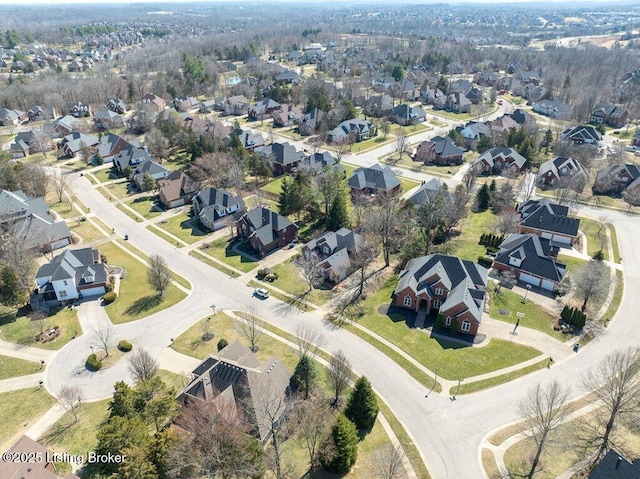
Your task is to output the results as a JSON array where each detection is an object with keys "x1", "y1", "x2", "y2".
[{"x1": 0, "y1": 0, "x2": 620, "y2": 4}]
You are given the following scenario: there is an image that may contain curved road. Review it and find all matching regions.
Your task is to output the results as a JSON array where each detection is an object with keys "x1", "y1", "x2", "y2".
[{"x1": 44, "y1": 163, "x2": 640, "y2": 479}]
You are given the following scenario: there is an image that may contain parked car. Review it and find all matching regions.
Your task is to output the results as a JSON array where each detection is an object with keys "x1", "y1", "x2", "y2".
[{"x1": 254, "y1": 288, "x2": 270, "y2": 299}]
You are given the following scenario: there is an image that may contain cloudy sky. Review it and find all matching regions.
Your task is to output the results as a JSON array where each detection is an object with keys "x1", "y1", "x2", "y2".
[{"x1": 0, "y1": 0, "x2": 617, "y2": 4}]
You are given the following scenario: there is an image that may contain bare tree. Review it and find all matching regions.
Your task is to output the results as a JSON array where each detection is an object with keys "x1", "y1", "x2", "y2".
[
  {"x1": 296, "y1": 396, "x2": 330, "y2": 472},
  {"x1": 128, "y1": 348, "x2": 160, "y2": 383},
  {"x1": 574, "y1": 260, "x2": 610, "y2": 312},
  {"x1": 147, "y1": 254, "x2": 172, "y2": 297},
  {"x1": 294, "y1": 323, "x2": 326, "y2": 359},
  {"x1": 351, "y1": 235, "x2": 379, "y2": 298},
  {"x1": 580, "y1": 348, "x2": 640, "y2": 467},
  {"x1": 328, "y1": 350, "x2": 352, "y2": 406},
  {"x1": 396, "y1": 133, "x2": 408, "y2": 161},
  {"x1": 351, "y1": 190, "x2": 369, "y2": 230},
  {"x1": 200, "y1": 317, "x2": 213, "y2": 342},
  {"x1": 93, "y1": 322, "x2": 114, "y2": 358},
  {"x1": 57, "y1": 385, "x2": 83, "y2": 424},
  {"x1": 295, "y1": 252, "x2": 324, "y2": 293},
  {"x1": 494, "y1": 209, "x2": 521, "y2": 235},
  {"x1": 236, "y1": 307, "x2": 264, "y2": 352},
  {"x1": 374, "y1": 444, "x2": 405, "y2": 479},
  {"x1": 0, "y1": 222, "x2": 37, "y2": 294},
  {"x1": 145, "y1": 127, "x2": 168, "y2": 160},
  {"x1": 518, "y1": 381, "x2": 571, "y2": 479},
  {"x1": 50, "y1": 170, "x2": 70, "y2": 204},
  {"x1": 30, "y1": 310, "x2": 49, "y2": 336},
  {"x1": 365, "y1": 194, "x2": 405, "y2": 267}
]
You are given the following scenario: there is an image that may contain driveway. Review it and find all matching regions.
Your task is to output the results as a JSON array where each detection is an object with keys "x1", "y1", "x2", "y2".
[{"x1": 39, "y1": 149, "x2": 640, "y2": 479}]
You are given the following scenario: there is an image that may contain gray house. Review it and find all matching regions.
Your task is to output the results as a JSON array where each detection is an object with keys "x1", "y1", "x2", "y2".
[
  {"x1": 328, "y1": 119, "x2": 377, "y2": 144},
  {"x1": 193, "y1": 187, "x2": 246, "y2": 231},
  {"x1": 348, "y1": 163, "x2": 401, "y2": 196},
  {"x1": 302, "y1": 228, "x2": 362, "y2": 282},
  {"x1": 389, "y1": 104, "x2": 426, "y2": 126}
]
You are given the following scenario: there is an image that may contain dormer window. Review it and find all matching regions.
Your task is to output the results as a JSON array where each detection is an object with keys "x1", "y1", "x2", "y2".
[{"x1": 509, "y1": 256, "x2": 523, "y2": 267}]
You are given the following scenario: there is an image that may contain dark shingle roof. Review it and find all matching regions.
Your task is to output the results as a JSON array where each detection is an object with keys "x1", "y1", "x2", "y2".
[
  {"x1": 348, "y1": 163, "x2": 400, "y2": 192},
  {"x1": 494, "y1": 234, "x2": 567, "y2": 283},
  {"x1": 589, "y1": 449, "x2": 640, "y2": 479}
]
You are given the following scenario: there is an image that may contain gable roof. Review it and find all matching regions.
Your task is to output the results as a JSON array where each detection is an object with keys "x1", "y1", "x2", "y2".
[
  {"x1": 390, "y1": 103, "x2": 426, "y2": 121},
  {"x1": 348, "y1": 163, "x2": 400, "y2": 192},
  {"x1": 0, "y1": 435, "x2": 79, "y2": 479},
  {"x1": 299, "y1": 151, "x2": 344, "y2": 176},
  {"x1": 560, "y1": 125, "x2": 602, "y2": 143},
  {"x1": 157, "y1": 171, "x2": 196, "y2": 202},
  {"x1": 518, "y1": 199, "x2": 580, "y2": 237},
  {"x1": 589, "y1": 449, "x2": 640, "y2": 479},
  {"x1": 494, "y1": 234, "x2": 567, "y2": 283},
  {"x1": 407, "y1": 178, "x2": 445, "y2": 206},
  {"x1": 35, "y1": 247, "x2": 106, "y2": 285},
  {"x1": 476, "y1": 147, "x2": 527, "y2": 169},
  {"x1": 538, "y1": 156, "x2": 586, "y2": 180},
  {"x1": 240, "y1": 207, "x2": 295, "y2": 247},
  {"x1": 427, "y1": 135, "x2": 465, "y2": 158}
]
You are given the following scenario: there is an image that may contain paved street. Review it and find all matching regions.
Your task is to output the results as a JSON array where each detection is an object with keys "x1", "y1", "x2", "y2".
[{"x1": 34, "y1": 122, "x2": 640, "y2": 479}]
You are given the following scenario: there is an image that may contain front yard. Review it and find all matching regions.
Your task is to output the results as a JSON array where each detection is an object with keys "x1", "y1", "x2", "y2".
[
  {"x1": 0, "y1": 355, "x2": 41, "y2": 380},
  {"x1": 97, "y1": 242, "x2": 187, "y2": 323},
  {"x1": 200, "y1": 237, "x2": 258, "y2": 273},
  {"x1": 126, "y1": 195, "x2": 163, "y2": 219},
  {"x1": 156, "y1": 211, "x2": 210, "y2": 245},
  {"x1": 578, "y1": 217, "x2": 610, "y2": 260},
  {"x1": 0, "y1": 387, "x2": 56, "y2": 450},
  {"x1": 69, "y1": 220, "x2": 106, "y2": 243},
  {"x1": 262, "y1": 258, "x2": 334, "y2": 306},
  {"x1": 0, "y1": 306, "x2": 81, "y2": 350}
]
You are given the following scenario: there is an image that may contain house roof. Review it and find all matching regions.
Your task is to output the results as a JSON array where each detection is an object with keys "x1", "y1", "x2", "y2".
[
  {"x1": 0, "y1": 189, "x2": 30, "y2": 220},
  {"x1": 10, "y1": 139, "x2": 30, "y2": 152},
  {"x1": 329, "y1": 118, "x2": 375, "y2": 140},
  {"x1": 240, "y1": 207, "x2": 295, "y2": 247},
  {"x1": 494, "y1": 234, "x2": 567, "y2": 283},
  {"x1": 560, "y1": 125, "x2": 602, "y2": 143},
  {"x1": 460, "y1": 122, "x2": 490, "y2": 139},
  {"x1": 348, "y1": 163, "x2": 400, "y2": 192},
  {"x1": 518, "y1": 199, "x2": 580, "y2": 237},
  {"x1": 113, "y1": 144, "x2": 153, "y2": 170},
  {"x1": 157, "y1": 171, "x2": 196, "y2": 202},
  {"x1": 588, "y1": 449, "x2": 640, "y2": 479},
  {"x1": 255, "y1": 142, "x2": 304, "y2": 166},
  {"x1": 534, "y1": 99, "x2": 572, "y2": 114},
  {"x1": 0, "y1": 435, "x2": 79, "y2": 479},
  {"x1": 96, "y1": 133, "x2": 130, "y2": 160},
  {"x1": 428, "y1": 135, "x2": 465, "y2": 158},
  {"x1": 538, "y1": 156, "x2": 586, "y2": 180},
  {"x1": 592, "y1": 103, "x2": 628, "y2": 118},
  {"x1": 62, "y1": 132, "x2": 99, "y2": 153},
  {"x1": 36, "y1": 247, "x2": 106, "y2": 286},
  {"x1": 407, "y1": 178, "x2": 445, "y2": 206},
  {"x1": 390, "y1": 104, "x2": 426, "y2": 121},
  {"x1": 475, "y1": 147, "x2": 527, "y2": 169},
  {"x1": 300, "y1": 108, "x2": 324, "y2": 130},
  {"x1": 194, "y1": 187, "x2": 245, "y2": 224},
  {"x1": 304, "y1": 227, "x2": 361, "y2": 256},
  {"x1": 0, "y1": 108, "x2": 24, "y2": 122},
  {"x1": 179, "y1": 340, "x2": 291, "y2": 442}
]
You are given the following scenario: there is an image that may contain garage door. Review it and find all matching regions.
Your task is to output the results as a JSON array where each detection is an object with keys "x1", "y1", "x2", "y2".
[
  {"x1": 80, "y1": 286, "x2": 106, "y2": 298},
  {"x1": 519, "y1": 273, "x2": 541, "y2": 287},
  {"x1": 541, "y1": 232, "x2": 552, "y2": 240},
  {"x1": 551, "y1": 234, "x2": 571, "y2": 245},
  {"x1": 541, "y1": 279, "x2": 556, "y2": 291}
]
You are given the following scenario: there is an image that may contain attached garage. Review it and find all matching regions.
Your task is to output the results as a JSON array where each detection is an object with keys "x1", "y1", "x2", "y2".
[
  {"x1": 551, "y1": 234, "x2": 572, "y2": 245},
  {"x1": 541, "y1": 279, "x2": 556, "y2": 291},
  {"x1": 79, "y1": 286, "x2": 106, "y2": 298},
  {"x1": 518, "y1": 272, "x2": 541, "y2": 288}
]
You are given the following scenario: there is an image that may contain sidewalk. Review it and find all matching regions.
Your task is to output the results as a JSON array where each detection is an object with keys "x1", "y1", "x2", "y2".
[
  {"x1": 25, "y1": 404, "x2": 67, "y2": 442},
  {"x1": 0, "y1": 338, "x2": 56, "y2": 363},
  {"x1": 0, "y1": 373, "x2": 44, "y2": 393}
]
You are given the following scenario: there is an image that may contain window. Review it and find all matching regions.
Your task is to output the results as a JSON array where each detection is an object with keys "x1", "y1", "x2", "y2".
[
  {"x1": 63, "y1": 280, "x2": 68, "y2": 286},
  {"x1": 403, "y1": 296, "x2": 412, "y2": 307},
  {"x1": 59, "y1": 290, "x2": 67, "y2": 298},
  {"x1": 432, "y1": 300, "x2": 441, "y2": 309},
  {"x1": 461, "y1": 320, "x2": 471, "y2": 332},
  {"x1": 445, "y1": 316, "x2": 451, "y2": 326},
  {"x1": 434, "y1": 287, "x2": 443, "y2": 295}
]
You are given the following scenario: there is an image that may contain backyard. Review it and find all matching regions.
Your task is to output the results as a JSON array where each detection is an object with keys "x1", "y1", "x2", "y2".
[
  {"x1": 446, "y1": 210, "x2": 497, "y2": 262},
  {"x1": 0, "y1": 306, "x2": 81, "y2": 350}
]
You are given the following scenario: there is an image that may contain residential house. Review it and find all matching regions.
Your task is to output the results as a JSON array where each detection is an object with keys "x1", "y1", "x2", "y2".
[
  {"x1": 302, "y1": 228, "x2": 362, "y2": 282},
  {"x1": 298, "y1": 151, "x2": 345, "y2": 176},
  {"x1": 517, "y1": 70, "x2": 541, "y2": 86},
  {"x1": 236, "y1": 206, "x2": 298, "y2": 256},
  {"x1": 347, "y1": 163, "x2": 401, "y2": 196},
  {"x1": 590, "y1": 103, "x2": 629, "y2": 128},
  {"x1": 49, "y1": 115, "x2": 83, "y2": 137},
  {"x1": 537, "y1": 157, "x2": 587, "y2": 189},
  {"x1": 177, "y1": 340, "x2": 291, "y2": 443},
  {"x1": 0, "y1": 108, "x2": 24, "y2": 126},
  {"x1": 393, "y1": 254, "x2": 488, "y2": 336},
  {"x1": 64, "y1": 101, "x2": 91, "y2": 118},
  {"x1": 93, "y1": 109, "x2": 125, "y2": 130},
  {"x1": 32, "y1": 247, "x2": 107, "y2": 310},
  {"x1": 522, "y1": 84, "x2": 549, "y2": 103},
  {"x1": 492, "y1": 234, "x2": 567, "y2": 291},
  {"x1": 406, "y1": 178, "x2": 445, "y2": 206},
  {"x1": 560, "y1": 125, "x2": 603, "y2": 146},
  {"x1": 272, "y1": 104, "x2": 303, "y2": 127},
  {"x1": 95, "y1": 133, "x2": 131, "y2": 163},
  {"x1": 193, "y1": 187, "x2": 246, "y2": 232},
  {"x1": 27, "y1": 105, "x2": 56, "y2": 122},
  {"x1": 588, "y1": 449, "x2": 640, "y2": 479},
  {"x1": 218, "y1": 95, "x2": 249, "y2": 116},
  {"x1": 517, "y1": 199, "x2": 580, "y2": 246},
  {"x1": 141, "y1": 93, "x2": 168, "y2": 111},
  {"x1": 510, "y1": 109, "x2": 537, "y2": 128},
  {"x1": 420, "y1": 85, "x2": 445, "y2": 105},
  {"x1": 458, "y1": 122, "x2": 491, "y2": 150},
  {"x1": 438, "y1": 92, "x2": 471, "y2": 113},
  {"x1": 328, "y1": 118, "x2": 377, "y2": 144},
  {"x1": 372, "y1": 76, "x2": 396, "y2": 92},
  {"x1": 106, "y1": 98, "x2": 128, "y2": 114},
  {"x1": 593, "y1": 164, "x2": 640, "y2": 194},
  {"x1": 255, "y1": 142, "x2": 304, "y2": 175},
  {"x1": 0, "y1": 435, "x2": 80, "y2": 479},
  {"x1": 248, "y1": 98, "x2": 282, "y2": 121},
  {"x1": 489, "y1": 115, "x2": 519, "y2": 136},
  {"x1": 235, "y1": 129, "x2": 265, "y2": 152},
  {"x1": 632, "y1": 131, "x2": 640, "y2": 148},
  {"x1": 465, "y1": 88, "x2": 484, "y2": 105},
  {"x1": 198, "y1": 99, "x2": 218, "y2": 114},
  {"x1": 173, "y1": 96, "x2": 199, "y2": 112},
  {"x1": 473, "y1": 70, "x2": 497, "y2": 86},
  {"x1": 113, "y1": 143, "x2": 153, "y2": 174},
  {"x1": 389, "y1": 104, "x2": 426, "y2": 126},
  {"x1": 131, "y1": 160, "x2": 169, "y2": 190},
  {"x1": 157, "y1": 171, "x2": 197, "y2": 209},
  {"x1": 15, "y1": 129, "x2": 53, "y2": 154},
  {"x1": 532, "y1": 100, "x2": 573, "y2": 120},
  {"x1": 9, "y1": 140, "x2": 30, "y2": 159},
  {"x1": 472, "y1": 147, "x2": 527, "y2": 175},
  {"x1": 414, "y1": 136, "x2": 464, "y2": 165},
  {"x1": 298, "y1": 108, "x2": 324, "y2": 136},
  {"x1": 59, "y1": 132, "x2": 99, "y2": 159},
  {"x1": 507, "y1": 61, "x2": 528, "y2": 74},
  {"x1": 364, "y1": 94, "x2": 394, "y2": 118},
  {"x1": 274, "y1": 70, "x2": 300, "y2": 84}
]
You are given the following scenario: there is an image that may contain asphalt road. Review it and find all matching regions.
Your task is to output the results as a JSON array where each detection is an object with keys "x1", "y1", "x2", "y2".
[{"x1": 43, "y1": 125, "x2": 640, "y2": 479}]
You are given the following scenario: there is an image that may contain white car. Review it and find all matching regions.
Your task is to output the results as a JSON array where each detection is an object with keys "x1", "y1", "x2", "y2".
[{"x1": 254, "y1": 288, "x2": 270, "y2": 299}]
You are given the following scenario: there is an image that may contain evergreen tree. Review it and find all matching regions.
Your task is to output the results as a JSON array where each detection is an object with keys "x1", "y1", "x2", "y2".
[
  {"x1": 109, "y1": 381, "x2": 135, "y2": 418},
  {"x1": 326, "y1": 188, "x2": 350, "y2": 231},
  {"x1": 391, "y1": 63, "x2": 405, "y2": 81},
  {"x1": 278, "y1": 177, "x2": 294, "y2": 215},
  {"x1": 94, "y1": 416, "x2": 151, "y2": 476},
  {"x1": 141, "y1": 172, "x2": 156, "y2": 192},
  {"x1": 345, "y1": 376, "x2": 379, "y2": 430},
  {"x1": 0, "y1": 265, "x2": 27, "y2": 306},
  {"x1": 321, "y1": 414, "x2": 359, "y2": 473},
  {"x1": 435, "y1": 313, "x2": 444, "y2": 331},
  {"x1": 449, "y1": 317, "x2": 458, "y2": 336},
  {"x1": 475, "y1": 183, "x2": 491, "y2": 212},
  {"x1": 489, "y1": 179, "x2": 497, "y2": 195},
  {"x1": 123, "y1": 165, "x2": 133, "y2": 179},
  {"x1": 476, "y1": 135, "x2": 493, "y2": 153},
  {"x1": 293, "y1": 354, "x2": 318, "y2": 400}
]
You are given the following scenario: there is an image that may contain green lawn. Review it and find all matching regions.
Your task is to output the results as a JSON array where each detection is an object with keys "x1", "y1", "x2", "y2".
[
  {"x1": 489, "y1": 288, "x2": 564, "y2": 340},
  {"x1": 266, "y1": 258, "x2": 334, "y2": 306},
  {"x1": 261, "y1": 175, "x2": 286, "y2": 196},
  {"x1": 125, "y1": 196, "x2": 162, "y2": 219},
  {"x1": 349, "y1": 136, "x2": 392, "y2": 153},
  {"x1": 579, "y1": 217, "x2": 609, "y2": 260},
  {"x1": 0, "y1": 355, "x2": 41, "y2": 380},
  {"x1": 201, "y1": 237, "x2": 258, "y2": 273},
  {"x1": 42, "y1": 399, "x2": 110, "y2": 459},
  {"x1": 341, "y1": 162, "x2": 357, "y2": 178},
  {"x1": 100, "y1": 180, "x2": 132, "y2": 201},
  {"x1": 156, "y1": 369, "x2": 191, "y2": 392},
  {"x1": 116, "y1": 203, "x2": 143, "y2": 222},
  {"x1": 92, "y1": 167, "x2": 118, "y2": 183},
  {"x1": 353, "y1": 275, "x2": 542, "y2": 380},
  {"x1": 189, "y1": 250, "x2": 240, "y2": 278},
  {"x1": 603, "y1": 270, "x2": 624, "y2": 324},
  {"x1": 69, "y1": 220, "x2": 106, "y2": 243},
  {"x1": 398, "y1": 175, "x2": 420, "y2": 194},
  {"x1": 97, "y1": 242, "x2": 187, "y2": 323},
  {"x1": 609, "y1": 224, "x2": 621, "y2": 263},
  {"x1": 446, "y1": 210, "x2": 497, "y2": 262},
  {"x1": 0, "y1": 306, "x2": 81, "y2": 350},
  {"x1": 48, "y1": 200, "x2": 80, "y2": 220},
  {"x1": 0, "y1": 387, "x2": 56, "y2": 450},
  {"x1": 390, "y1": 123, "x2": 429, "y2": 136},
  {"x1": 429, "y1": 109, "x2": 473, "y2": 121},
  {"x1": 157, "y1": 212, "x2": 210, "y2": 244},
  {"x1": 557, "y1": 253, "x2": 587, "y2": 275},
  {"x1": 248, "y1": 279, "x2": 304, "y2": 307},
  {"x1": 456, "y1": 358, "x2": 548, "y2": 395},
  {"x1": 503, "y1": 94, "x2": 525, "y2": 105},
  {"x1": 146, "y1": 224, "x2": 181, "y2": 245}
]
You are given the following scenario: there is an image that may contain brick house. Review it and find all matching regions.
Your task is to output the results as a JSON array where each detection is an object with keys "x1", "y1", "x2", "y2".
[
  {"x1": 472, "y1": 147, "x2": 527, "y2": 175},
  {"x1": 537, "y1": 156, "x2": 587, "y2": 189},
  {"x1": 193, "y1": 187, "x2": 246, "y2": 231},
  {"x1": 590, "y1": 103, "x2": 629, "y2": 128},
  {"x1": 157, "y1": 171, "x2": 198, "y2": 209},
  {"x1": 347, "y1": 163, "x2": 401, "y2": 196},
  {"x1": 394, "y1": 254, "x2": 488, "y2": 336},
  {"x1": 301, "y1": 228, "x2": 362, "y2": 283},
  {"x1": 517, "y1": 199, "x2": 580, "y2": 246},
  {"x1": 236, "y1": 207, "x2": 298, "y2": 257},
  {"x1": 593, "y1": 164, "x2": 640, "y2": 194},
  {"x1": 414, "y1": 136, "x2": 464, "y2": 165}
]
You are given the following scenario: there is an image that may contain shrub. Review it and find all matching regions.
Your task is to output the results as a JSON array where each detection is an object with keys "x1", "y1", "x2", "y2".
[
  {"x1": 435, "y1": 313, "x2": 444, "y2": 331},
  {"x1": 257, "y1": 268, "x2": 271, "y2": 279},
  {"x1": 320, "y1": 414, "x2": 359, "y2": 473},
  {"x1": 118, "y1": 340, "x2": 133, "y2": 352},
  {"x1": 477, "y1": 256, "x2": 493, "y2": 268},
  {"x1": 86, "y1": 354, "x2": 102, "y2": 371},
  {"x1": 449, "y1": 317, "x2": 458, "y2": 336},
  {"x1": 217, "y1": 338, "x2": 229, "y2": 351},
  {"x1": 103, "y1": 292, "x2": 117, "y2": 304},
  {"x1": 53, "y1": 325, "x2": 59, "y2": 330}
]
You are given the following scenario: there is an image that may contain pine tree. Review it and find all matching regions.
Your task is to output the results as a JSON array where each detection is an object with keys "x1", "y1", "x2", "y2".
[
  {"x1": 435, "y1": 313, "x2": 444, "y2": 330},
  {"x1": 489, "y1": 179, "x2": 497, "y2": 195},
  {"x1": 293, "y1": 354, "x2": 318, "y2": 400},
  {"x1": 326, "y1": 188, "x2": 350, "y2": 231},
  {"x1": 141, "y1": 173, "x2": 156, "y2": 192},
  {"x1": 345, "y1": 376, "x2": 379, "y2": 430},
  {"x1": 321, "y1": 414, "x2": 359, "y2": 473},
  {"x1": 560, "y1": 305, "x2": 569, "y2": 322},
  {"x1": 109, "y1": 381, "x2": 134, "y2": 418},
  {"x1": 278, "y1": 177, "x2": 294, "y2": 215},
  {"x1": 475, "y1": 183, "x2": 491, "y2": 212}
]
